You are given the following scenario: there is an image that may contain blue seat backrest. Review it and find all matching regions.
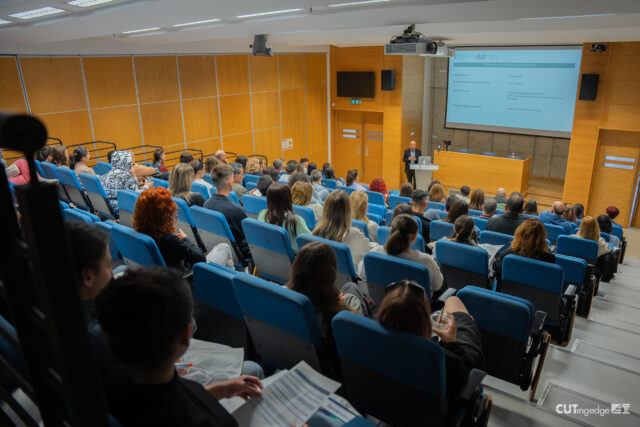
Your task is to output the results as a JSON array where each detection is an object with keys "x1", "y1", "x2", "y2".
[
  {"x1": 503, "y1": 254, "x2": 563, "y2": 293},
  {"x1": 482, "y1": 152, "x2": 496, "y2": 156},
  {"x1": 173, "y1": 197, "x2": 195, "y2": 226},
  {"x1": 436, "y1": 210, "x2": 448, "y2": 220},
  {"x1": 479, "y1": 230, "x2": 513, "y2": 246},
  {"x1": 468, "y1": 209, "x2": 482, "y2": 217},
  {"x1": 555, "y1": 254, "x2": 587, "y2": 285},
  {"x1": 246, "y1": 181, "x2": 257, "y2": 192},
  {"x1": 472, "y1": 216, "x2": 488, "y2": 230},
  {"x1": 376, "y1": 226, "x2": 425, "y2": 252},
  {"x1": 242, "y1": 218, "x2": 294, "y2": 259},
  {"x1": 337, "y1": 185, "x2": 355, "y2": 195},
  {"x1": 458, "y1": 148, "x2": 471, "y2": 153},
  {"x1": 229, "y1": 191, "x2": 240, "y2": 205},
  {"x1": 191, "y1": 182, "x2": 210, "y2": 200},
  {"x1": 242, "y1": 194, "x2": 267, "y2": 217},
  {"x1": 62, "y1": 208, "x2": 95, "y2": 223},
  {"x1": 600, "y1": 232, "x2": 610, "y2": 242},
  {"x1": 232, "y1": 272, "x2": 322, "y2": 346},
  {"x1": 79, "y1": 173, "x2": 108, "y2": 198},
  {"x1": 352, "y1": 219, "x2": 370, "y2": 239},
  {"x1": 457, "y1": 286, "x2": 532, "y2": 343},
  {"x1": 363, "y1": 251, "x2": 431, "y2": 300},
  {"x1": 297, "y1": 234, "x2": 357, "y2": 284},
  {"x1": 193, "y1": 263, "x2": 242, "y2": 320},
  {"x1": 190, "y1": 206, "x2": 236, "y2": 243},
  {"x1": 93, "y1": 161, "x2": 112, "y2": 176},
  {"x1": 150, "y1": 178, "x2": 169, "y2": 188},
  {"x1": 427, "y1": 201, "x2": 445, "y2": 211},
  {"x1": 556, "y1": 235, "x2": 598, "y2": 264},
  {"x1": 293, "y1": 204, "x2": 316, "y2": 230},
  {"x1": 365, "y1": 190, "x2": 385, "y2": 206},
  {"x1": 117, "y1": 190, "x2": 139, "y2": 213},
  {"x1": 543, "y1": 223, "x2": 566, "y2": 242},
  {"x1": 95, "y1": 221, "x2": 123, "y2": 264},
  {"x1": 203, "y1": 174, "x2": 214, "y2": 186},
  {"x1": 435, "y1": 239, "x2": 488, "y2": 275},
  {"x1": 79, "y1": 172, "x2": 117, "y2": 219},
  {"x1": 332, "y1": 311, "x2": 445, "y2": 399},
  {"x1": 384, "y1": 210, "x2": 393, "y2": 225},
  {"x1": 388, "y1": 195, "x2": 410, "y2": 208},
  {"x1": 322, "y1": 178, "x2": 337, "y2": 189},
  {"x1": 34, "y1": 159, "x2": 45, "y2": 177},
  {"x1": 244, "y1": 174, "x2": 259, "y2": 185},
  {"x1": 367, "y1": 203, "x2": 386, "y2": 218},
  {"x1": 611, "y1": 224, "x2": 623, "y2": 239},
  {"x1": 110, "y1": 223, "x2": 166, "y2": 267},
  {"x1": 366, "y1": 212, "x2": 382, "y2": 225},
  {"x1": 56, "y1": 166, "x2": 92, "y2": 209},
  {"x1": 430, "y1": 220, "x2": 454, "y2": 241},
  {"x1": 40, "y1": 161, "x2": 59, "y2": 180}
]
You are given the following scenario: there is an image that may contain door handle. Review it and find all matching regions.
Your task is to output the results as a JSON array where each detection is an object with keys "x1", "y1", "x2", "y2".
[
  {"x1": 365, "y1": 146, "x2": 368, "y2": 156},
  {"x1": 357, "y1": 146, "x2": 360, "y2": 155}
]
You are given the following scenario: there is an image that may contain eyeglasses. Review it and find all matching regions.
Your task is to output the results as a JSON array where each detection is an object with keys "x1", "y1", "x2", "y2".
[{"x1": 385, "y1": 280, "x2": 427, "y2": 301}]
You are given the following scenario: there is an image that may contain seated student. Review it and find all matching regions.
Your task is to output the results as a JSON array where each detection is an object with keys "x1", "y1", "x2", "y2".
[
  {"x1": 250, "y1": 174, "x2": 273, "y2": 197},
  {"x1": 103, "y1": 151, "x2": 152, "y2": 212},
  {"x1": 574, "y1": 216, "x2": 610, "y2": 257},
  {"x1": 350, "y1": 190, "x2": 378, "y2": 242},
  {"x1": 299, "y1": 157, "x2": 309, "y2": 174},
  {"x1": 345, "y1": 169, "x2": 367, "y2": 191},
  {"x1": 428, "y1": 182, "x2": 446, "y2": 204},
  {"x1": 272, "y1": 158, "x2": 284, "y2": 174},
  {"x1": 538, "y1": 201, "x2": 574, "y2": 234},
  {"x1": 480, "y1": 199, "x2": 497, "y2": 219},
  {"x1": 313, "y1": 190, "x2": 377, "y2": 268},
  {"x1": 258, "y1": 183, "x2": 310, "y2": 253},
  {"x1": 289, "y1": 171, "x2": 322, "y2": 205},
  {"x1": 180, "y1": 152, "x2": 195, "y2": 164},
  {"x1": 399, "y1": 182, "x2": 413, "y2": 198},
  {"x1": 393, "y1": 202, "x2": 413, "y2": 218},
  {"x1": 132, "y1": 153, "x2": 158, "y2": 187},
  {"x1": 410, "y1": 189, "x2": 431, "y2": 244},
  {"x1": 486, "y1": 194, "x2": 524, "y2": 235},
  {"x1": 424, "y1": 195, "x2": 457, "y2": 221},
  {"x1": 69, "y1": 147, "x2": 96, "y2": 176},
  {"x1": 192, "y1": 159, "x2": 214, "y2": 194},
  {"x1": 524, "y1": 199, "x2": 538, "y2": 216},
  {"x1": 447, "y1": 215, "x2": 478, "y2": 246},
  {"x1": 469, "y1": 189, "x2": 484, "y2": 211},
  {"x1": 606, "y1": 206, "x2": 620, "y2": 225},
  {"x1": 278, "y1": 161, "x2": 298, "y2": 183},
  {"x1": 369, "y1": 178, "x2": 390, "y2": 205},
  {"x1": 358, "y1": 214, "x2": 443, "y2": 292},
  {"x1": 492, "y1": 219, "x2": 555, "y2": 289},
  {"x1": 597, "y1": 214, "x2": 620, "y2": 248},
  {"x1": 573, "y1": 203, "x2": 585, "y2": 220},
  {"x1": 494, "y1": 188, "x2": 508, "y2": 210},
  {"x1": 96, "y1": 267, "x2": 263, "y2": 427},
  {"x1": 204, "y1": 164, "x2": 251, "y2": 262},
  {"x1": 204, "y1": 155, "x2": 219, "y2": 176},
  {"x1": 245, "y1": 157, "x2": 262, "y2": 176},
  {"x1": 562, "y1": 203, "x2": 577, "y2": 224},
  {"x1": 444, "y1": 199, "x2": 469, "y2": 224},
  {"x1": 133, "y1": 187, "x2": 205, "y2": 272},
  {"x1": 310, "y1": 169, "x2": 329, "y2": 201},
  {"x1": 262, "y1": 166, "x2": 278, "y2": 182},
  {"x1": 230, "y1": 162, "x2": 248, "y2": 202},
  {"x1": 7, "y1": 158, "x2": 34, "y2": 185},
  {"x1": 307, "y1": 162, "x2": 317, "y2": 176},
  {"x1": 377, "y1": 282, "x2": 485, "y2": 399},
  {"x1": 323, "y1": 166, "x2": 345, "y2": 185},
  {"x1": 214, "y1": 150, "x2": 227, "y2": 164},
  {"x1": 292, "y1": 181, "x2": 323, "y2": 222},
  {"x1": 235, "y1": 156, "x2": 248, "y2": 173},
  {"x1": 170, "y1": 163, "x2": 206, "y2": 207},
  {"x1": 456, "y1": 186, "x2": 471, "y2": 204},
  {"x1": 153, "y1": 148, "x2": 169, "y2": 173},
  {"x1": 51, "y1": 145, "x2": 69, "y2": 167},
  {"x1": 36, "y1": 146, "x2": 53, "y2": 163}
]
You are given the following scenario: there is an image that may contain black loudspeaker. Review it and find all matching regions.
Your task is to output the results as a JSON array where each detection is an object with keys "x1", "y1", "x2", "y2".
[
  {"x1": 579, "y1": 73, "x2": 599, "y2": 101},
  {"x1": 381, "y1": 69, "x2": 395, "y2": 91}
]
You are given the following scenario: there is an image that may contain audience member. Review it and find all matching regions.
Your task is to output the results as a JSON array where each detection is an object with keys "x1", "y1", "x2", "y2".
[
  {"x1": 310, "y1": 169, "x2": 329, "y2": 201},
  {"x1": 235, "y1": 156, "x2": 248, "y2": 172},
  {"x1": 445, "y1": 200, "x2": 469, "y2": 224},
  {"x1": 36, "y1": 146, "x2": 53, "y2": 162},
  {"x1": 69, "y1": 147, "x2": 95, "y2": 176},
  {"x1": 230, "y1": 162, "x2": 248, "y2": 201},
  {"x1": 486, "y1": 195, "x2": 524, "y2": 235},
  {"x1": 292, "y1": 181, "x2": 323, "y2": 222},
  {"x1": 494, "y1": 188, "x2": 508, "y2": 210},
  {"x1": 448, "y1": 215, "x2": 478, "y2": 246},
  {"x1": 492, "y1": 219, "x2": 555, "y2": 288},
  {"x1": 562, "y1": 203, "x2": 577, "y2": 223},
  {"x1": 107, "y1": 150, "x2": 115, "y2": 163},
  {"x1": 152, "y1": 148, "x2": 169, "y2": 173},
  {"x1": 251, "y1": 175, "x2": 273, "y2": 197},
  {"x1": 469, "y1": 189, "x2": 484, "y2": 211},
  {"x1": 133, "y1": 187, "x2": 205, "y2": 271},
  {"x1": 377, "y1": 282, "x2": 484, "y2": 399},
  {"x1": 214, "y1": 150, "x2": 227, "y2": 164},
  {"x1": 539, "y1": 201, "x2": 574, "y2": 234},
  {"x1": 574, "y1": 216, "x2": 610, "y2": 257},
  {"x1": 204, "y1": 156, "x2": 219, "y2": 175},
  {"x1": 345, "y1": 169, "x2": 366, "y2": 191},
  {"x1": 393, "y1": 203, "x2": 413, "y2": 219},
  {"x1": 480, "y1": 199, "x2": 497, "y2": 219},
  {"x1": 132, "y1": 153, "x2": 158, "y2": 187},
  {"x1": 350, "y1": 190, "x2": 378, "y2": 242},
  {"x1": 313, "y1": 190, "x2": 377, "y2": 267},
  {"x1": 245, "y1": 157, "x2": 262, "y2": 175},
  {"x1": 258, "y1": 183, "x2": 310, "y2": 253},
  {"x1": 7, "y1": 158, "x2": 34, "y2": 185},
  {"x1": 307, "y1": 162, "x2": 317, "y2": 176},
  {"x1": 279, "y1": 161, "x2": 298, "y2": 183},
  {"x1": 289, "y1": 172, "x2": 322, "y2": 205},
  {"x1": 299, "y1": 158, "x2": 309, "y2": 174},
  {"x1": 51, "y1": 145, "x2": 69, "y2": 167},
  {"x1": 456, "y1": 186, "x2": 471, "y2": 204},
  {"x1": 597, "y1": 214, "x2": 620, "y2": 248},
  {"x1": 323, "y1": 167, "x2": 344, "y2": 185},
  {"x1": 103, "y1": 151, "x2": 152, "y2": 212},
  {"x1": 180, "y1": 152, "x2": 194, "y2": 164},
  {"x1": 96, "y1": 267, "x2": 262, "y2": 427},
  {"x1": 204, "y1": 164, "x2": 251, "y2": 261},
  {"x1": 369, "y1": 178, "x2": 390, "y2": 205},
  {"x1": 359, "y1": 215, "x2": 442, "y2": 292},
  {"x1": 272, "y1": 158, "x2": 284, "y2": 173},
  {"x1": 428, "y1": 183, "x2": 446, "y2": 204},
  {"x1": 321, "y1": 162, "x2": 331, "y2": 177},
  {"x1": 428, "y1": 180, "x2": 441, "y2": 192},
  {"x1": 523, "y1": 200, "x2": 538, "y2": 216},
  {"x1": 573, "y1": 203, "x2": 585, "y2": 220},
  {"x1": 169, "y1": 163, "x2": 205, "y2": 207},
  {"x1": 192, "y1": 159, "x2": 214, "y2": 194},
  {"x1": 399, "y1": 182, "x2": 413, "y2": 198},
  {"x1": 410, "y1": 189, "x2": 431, "y2": 244},
  {"x1": 606, "y1": 206, "x2": 620, "y2": 224},
  {"x1": 262, "y1": 166, "x2": 278, "y2": 182}
]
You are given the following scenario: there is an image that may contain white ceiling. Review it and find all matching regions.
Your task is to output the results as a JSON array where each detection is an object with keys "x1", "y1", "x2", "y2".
[{"x1": 1, "y1": 0, "x2": 640, "y2": 54}]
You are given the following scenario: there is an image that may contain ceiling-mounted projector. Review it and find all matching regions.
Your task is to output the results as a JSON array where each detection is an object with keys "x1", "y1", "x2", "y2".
[
  {"x1": 385, "y1": 24, "x2": 454, "y2": 57},
  {"x1": 251, "y1": 34, "x2": 273, "y2": 56}
]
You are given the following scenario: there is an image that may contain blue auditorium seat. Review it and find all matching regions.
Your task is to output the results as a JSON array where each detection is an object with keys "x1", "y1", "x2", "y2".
[
  {"x1": 150, "y1": 177, "x2": 169, "y2": 188},
  {"x1": 243, "y1": 174, "x2": 259, "y2": 186},
  {"x1": 241, "y1": 194, "x2": 267, "y2": 219},
  {"x1": 109, "y1": 223, "x2": 166, "y2": 268},
  {"x1": 297, "y1": 234, "x2": 359, "y2": 287},
  {"x1": 543, "y1": 222, "x2": 566, "y2": 245},
  {"x1": 245, "y1": 181, "x2": 257, "y2": 192},
  {"x1": 384, "y1": 210, "x2": 393, "y2": 226},
  {"x1": 472, "y1": 216, "x2": 488, "y2": 231},
  {"x1": 293, "y1": 204, "x2": 316, "y2": 230},
  {"x1": 229, "y1": 191, "x2": 240, "y2": 205},
  {"x1": 190, "y1": 206, "x2": 247, "y2": 269},
  {"x1": 435, "y1": 239, "x2": 489, "y2": 290},
  {"x1": 336, "y1": 185, "x2": 355, "y2": 195},
  {"x1": 365, "y1": 190, "x2": 385, "y2": 206},
  {"x1": 468, "y1": 209, "x2": 482, "y2": 217},
  {"x1": 363, "y1": 251, "x2": 431, "y2": 303},
  {"x1": 172, "y1": 197, "x2": 206, "y2": 251},
  {"x1": 93, "y1": 161, "x2": 111, "y2": 176},
  {"x1": 56, "y1": 166, "x2": 93, "y2": 211},
  {"x1": 116, "y1": 190, "x2": 139, "y2": 228},
  {"x1": 430, "y1": 220, "x2": 454, "y2": 241},
  {"x1": 479, "y1": 230, "x2": 513, "y2": 246},
  {"x1": 482, "y1": 152, "x2": 496, "y2": 156},
  {"x1": 79, "y1": 172, "x2": 118, "y2": 219},
  {"x1": 322, "y1": 178, "x2": 337, "y2": 189},
  {"x1": 366, "y1": 212, "x2": 383, "y2": 225},
  {"x1": 388, "y1": 195, "x2": 410, "y2": 208},
  {"x1": 458, "y1": 148, "x2": 472, "y2": 153},
  {"x1": 367, "y1": 203, "x2": 386, "y2": 219},
  {"x1": 62, "y1": 208, "x2": 99, "y2": 224},
  {"x1": 242, "y1": 218, "x2": 294, "y2": 284},
  {"x1": 203, "y1": 174, "x2": 214, "y2": 186},
  {"x1": 191, "y1": 182, "x2": 210, "y2": 200},
  {"x1": 351, "y1": 219, "x2": 370, "y2": 239},
  {"x1": 427, "y1": 201, "x2": 446, "y2": 211},
  {"x1": 94, "y1": 221, "x2": 125, "y2": 266}
]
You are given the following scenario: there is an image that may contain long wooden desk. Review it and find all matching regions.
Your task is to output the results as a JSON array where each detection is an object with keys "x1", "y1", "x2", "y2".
[{"x1": 432, "y1": 150, "x2": 531, "y2": 197}]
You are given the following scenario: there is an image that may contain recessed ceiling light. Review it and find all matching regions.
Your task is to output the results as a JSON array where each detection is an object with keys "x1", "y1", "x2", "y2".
[
  {"x1": 68, "y1": 0, "x2": 114, "y2": 7},
  {"x1": 0, "y1": 19, "x2": 12, "y2": 25},
  {"x1": 520, "y1": 13, "x2": 615, "y2": 20},
  {"x1": 236, "y1": 8, "x2": 304, "y2": 19},
  {"x1": 9, "y1": 7, "x2": 66, "y2": 20},
  {"x1": 172, "y1": 18, "x2": 221, "y2": 27},
  {"x1": 328, "y1": 0, "x2": 391, "y2": 7},
  {"x1": 121, "y1": 27, "x2": 160, "y2": 34}
]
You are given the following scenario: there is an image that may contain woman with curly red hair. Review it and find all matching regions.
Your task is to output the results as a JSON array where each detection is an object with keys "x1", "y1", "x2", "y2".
[
  {"x1": 369, "y1": 178, "x2": 390, "y2": 205},
  {"x1": 133, "y1": 187, "x2": 205, "y2": 272}
]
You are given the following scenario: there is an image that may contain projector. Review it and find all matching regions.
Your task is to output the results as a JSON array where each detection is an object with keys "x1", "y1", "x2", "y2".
[
  {"x1": 251, "y1": 34, "x2": 273, "y2": 57},
  {"x1": 384, "y1": 25, "x2": 453, "y2": 57}
]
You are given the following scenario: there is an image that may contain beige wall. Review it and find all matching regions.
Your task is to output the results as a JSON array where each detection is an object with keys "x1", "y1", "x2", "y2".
[{"x1": 426, "y1": 57, "x2": 570, "y2": 179}]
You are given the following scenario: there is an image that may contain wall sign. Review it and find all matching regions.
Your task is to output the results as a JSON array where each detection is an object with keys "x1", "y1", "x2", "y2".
[{"x1": 282, "y1": 138, "x2": 293, "y2": 150}]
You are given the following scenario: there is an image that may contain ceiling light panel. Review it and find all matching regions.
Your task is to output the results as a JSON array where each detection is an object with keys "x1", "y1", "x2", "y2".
[
  {"x1": 9, "y1": 7, "x2": 66, "y2": 20},
  {"x1": 172, "y1": 18, "x2": 221, "y2": 27},
  {"x1": 68, "y1": 0, "x2": 114, "y2": 7},
  {"x1": 236, "y1": 8, "x2": 304, "y2": 19},
  {"x1": 328, "y1": 0, "x2": 391, "y2": 7},
  {"x1": 0, "y1": 19, "x2": 12, "y2": 25},
  {"x1": 121, "y1": 27, "x2": 160, "y2": 34}
]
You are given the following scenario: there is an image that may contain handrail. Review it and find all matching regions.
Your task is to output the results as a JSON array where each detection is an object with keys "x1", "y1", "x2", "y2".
[
  {"x1": 3, "y1": 137, "x2": 63, "y2": 162},
  {"x1": 66, "y1": 140, "x2": 117, "y2": 165}
]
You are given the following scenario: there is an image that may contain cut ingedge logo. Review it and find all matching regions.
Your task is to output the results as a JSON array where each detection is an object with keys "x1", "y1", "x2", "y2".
[{"x1": 555, "y1": 403, "x2": 631, "y2": 417}]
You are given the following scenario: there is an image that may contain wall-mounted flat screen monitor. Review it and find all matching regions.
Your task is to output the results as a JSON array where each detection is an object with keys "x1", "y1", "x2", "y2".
[{"x1": 337, "y1": 71, "x2": 375, "y2": 98}]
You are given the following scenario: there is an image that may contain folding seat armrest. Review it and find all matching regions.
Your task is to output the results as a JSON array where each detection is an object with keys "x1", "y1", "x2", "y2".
[
  {"x1": 438, "y1": 287, "x2": 457, "y2": 302},
  {"x1": 531, "y1": 310, "x2": 546, "y2": 334},
  {"x1": 458, "y1": 369, "x2": 486, "y2": 402},
  {"x1": 564, "y1": 284, "x2": 577, "y2": 296}
]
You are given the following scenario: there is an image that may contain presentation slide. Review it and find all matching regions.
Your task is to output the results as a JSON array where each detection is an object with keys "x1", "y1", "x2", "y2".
[{"x1": 445, "y1": 47, "x2": 582, "y2": 138}]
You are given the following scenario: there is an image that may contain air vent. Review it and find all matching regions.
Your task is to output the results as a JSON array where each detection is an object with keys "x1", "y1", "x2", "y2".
[{"x1": 384, "y1": 43, "x2": 428, "y2": 55}]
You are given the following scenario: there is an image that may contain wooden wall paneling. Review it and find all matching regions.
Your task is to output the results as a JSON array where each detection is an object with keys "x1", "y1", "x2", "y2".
[
  {"x1": 362, "y1": 112, "x2": 384, "y2": 184},
  {"x1": 216, "y1": 55, "x2": 250, "y2": 95},
  {"x1": 330, "y1": 46, "x2": 384, "y2": 112},
  {"x1": 0, "y1": 57, "x2": 27, "y2": 113},
  {"x1": 140, "y1": 101, "x2": 184, "y2": 148},
  {"x1": 254, "y1": 127, "x2": 283, "y2": 163},
  {"x1": 178, "y1": 55, "x2": 217, "y2": 99},
  {"x1": 278, "y1": 54, "x2": 306, "y2": 91},
  {"x1": 91, "y1": 106, "x2": 142, "y2": 151},
  {"x1": 382, "y1": 54, "x2": 404, "y2": 189},
  {"x1": 250, "y1": 55, "x2": 279, "y2": 92},
  {"x1": 305, "y1": 87, "x2": 327, "y2": 123},
  {"x1": 251, "y1": 91, "x2": 281, "y2": 130},
  {"x1": 83, "y1": 57, "x2": 137, "y2": 108},
  {"x1": 134, "y1": 56, "x2": 180, "y2": 103},
  {"x1": 218, "y1": 94, "x2": 252, "y2": 136},
  {"x1": 401, "y1": 56, "x2": 425, "y2": 158},
  {"x1": 307, "y1": 120, "x2": 328, "y2": 166},
  {"x1": 334, "y1": 110, "x2": 364, "y2": 179},
  {"x1": 280, "y1": 89, "x2": 306, "y2": 125},
  {"x1": 36, "y1": 111, "x2": 93, "y2": 147},
  {"x1": 20, "y1": 57, "x2": 87, "y2": 114},
  {"x1": 222, "y1": 132, "x2": 253, "y2": 157},
  {"x1": 182, "y1": 98, "x2": 220, "y2": 142},
  {"x1": 187, "y1": 138, "x2": 221, "y2": 157},
  {"x1": 282, "y1": 123, "x2": 308, "y2": 161},
  {"x1": 305, "y1": 54, "x2": 327, "y2": 88}
]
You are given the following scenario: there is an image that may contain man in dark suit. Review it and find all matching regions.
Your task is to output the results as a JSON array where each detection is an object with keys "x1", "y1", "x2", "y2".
[{"x1": 403, "y1": 140, "x2": 421, "y2": 188}]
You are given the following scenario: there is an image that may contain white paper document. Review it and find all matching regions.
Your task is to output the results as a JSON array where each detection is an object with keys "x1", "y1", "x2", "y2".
[{"x1": 232, "y1": 361, "x2": 342, "y2": 426}]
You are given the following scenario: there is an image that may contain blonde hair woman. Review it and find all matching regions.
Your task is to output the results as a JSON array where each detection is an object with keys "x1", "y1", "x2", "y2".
[
  {"x1": 429, "y1": 183, "x2": 445, "y2": 204},
  {"x1": 291, "y1": 181, "x2": 323, "y2": 222},
  {"x1": 246, "y1": 157, "x2": 262, "y2": 175},
  {"x1": 169, "y1": 163, "x2": 205, "y2": 207},
  {"x1": 349, "y1": 190, "x2": 378, "y2": 242},
  {"x1": 575, "y1": 216, "x2": 610, "y2": 257},
  {"x1": 313, "y1": 190, "x2": 378, "y2": 267}
]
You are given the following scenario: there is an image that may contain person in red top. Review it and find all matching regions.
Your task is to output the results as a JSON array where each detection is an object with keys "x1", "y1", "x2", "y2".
[
  {"x1": 153, "y1": 148, "x2": 169, "y2": 173},
  {"x1": 369, "y1": 178, "x2": 390, "y2": 205}
]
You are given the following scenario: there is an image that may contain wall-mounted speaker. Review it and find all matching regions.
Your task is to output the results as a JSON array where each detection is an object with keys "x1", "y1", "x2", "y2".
[
  {"x1": 579, "y1": 73, "x2": 599, "y2": 101},
  {"x1": 381, "y1": 69, "x2": 395, "y2": 91}
]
